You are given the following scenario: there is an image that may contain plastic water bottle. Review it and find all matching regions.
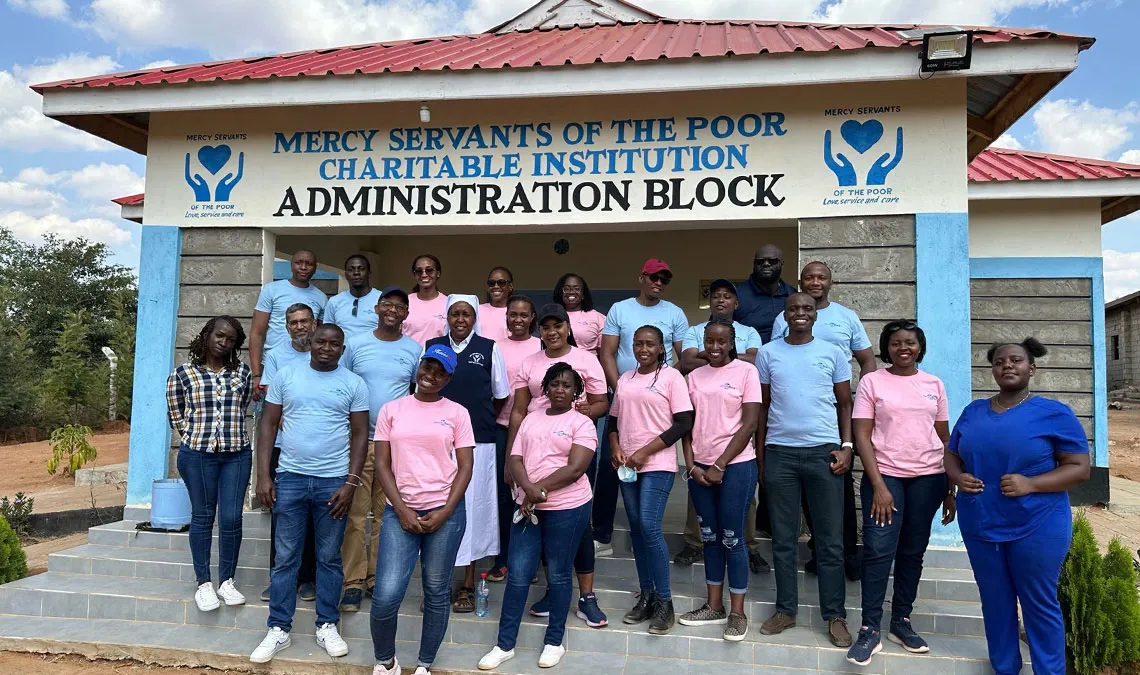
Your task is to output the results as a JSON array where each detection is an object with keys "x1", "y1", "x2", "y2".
[{"x1": 475, "y1": 573, "x2": 490, "y2": 617}]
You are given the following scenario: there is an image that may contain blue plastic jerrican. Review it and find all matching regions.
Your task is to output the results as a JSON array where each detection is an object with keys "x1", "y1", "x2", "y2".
[{"x1": 150, "y1": 478, "x2": 192, "y2": 529}]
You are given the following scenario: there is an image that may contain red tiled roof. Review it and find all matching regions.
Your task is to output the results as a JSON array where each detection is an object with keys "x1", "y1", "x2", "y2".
[
  {"x1": 969, "y1": 147, "x2": 1140, "y2": 182},
  {"x1": 34, "y1": 20, "x2": 1091, "y2": 92},
  {"x1": 111, "y1": 148, "x2": 1140, "y2": 210},
  {"x1": 111, "y1": 193, "x2": 144, "y2": 206}
]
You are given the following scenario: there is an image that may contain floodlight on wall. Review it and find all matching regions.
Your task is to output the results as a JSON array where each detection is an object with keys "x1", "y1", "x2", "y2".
[
  {"x1": 920, "y1": 31, "x2": 974, "y2": 73},
  {"x1": 420, "y1": 104, "x2": 431, "y2": 123}
]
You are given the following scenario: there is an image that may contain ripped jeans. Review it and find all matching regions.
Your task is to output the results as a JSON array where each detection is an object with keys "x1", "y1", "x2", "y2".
[{"x1": 688, "y1": 460, "x2": 757, "y2": 595}]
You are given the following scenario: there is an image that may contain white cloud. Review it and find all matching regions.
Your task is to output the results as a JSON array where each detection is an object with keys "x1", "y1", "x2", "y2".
[
  {"x1": 0, "y1": 211, "x2": 132, "y2": 246},
  {"x1": 1120, "y1": 149, "x2": 1140, "y2": 165},
  {"x1": 1104, "y1": 249, "x2": 1140, "y2": 301},
  {"x1": 6, "y1": 162, "x2": 143, "y2": 217},
  {"x1": 141, "y1": 59, "x2": 179, "y2": 70},
  {"x1": 993, "y1": 132, "x2": 1024, "y2": 150},
  {"x1": 1032, "y1": 99, "x2": 1140, "y2": 159},
  {"x1": 0, "y1": 54, "x2": 120, "y2": 151},
  {"x1": 0, "y1": 180, "x2": 66, "y2": 215},
  {"x1": 8, "y1": 0, "x2": 69, "y2": 18}
]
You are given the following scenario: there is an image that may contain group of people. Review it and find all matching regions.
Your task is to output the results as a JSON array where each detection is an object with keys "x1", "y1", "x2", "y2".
[{"x1": 164, "y1": 244, "x2": 1090, "y2": 675}]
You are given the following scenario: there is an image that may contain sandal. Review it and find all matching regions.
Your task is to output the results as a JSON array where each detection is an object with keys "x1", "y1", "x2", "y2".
[{"x1": 452, "y1": 586, "x2": 475, "y2": 613}]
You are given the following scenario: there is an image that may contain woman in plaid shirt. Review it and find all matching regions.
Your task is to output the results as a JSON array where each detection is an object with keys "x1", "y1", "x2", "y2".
[{"x1": 166, "y1": 316, "x2": 254, "y2": 613}]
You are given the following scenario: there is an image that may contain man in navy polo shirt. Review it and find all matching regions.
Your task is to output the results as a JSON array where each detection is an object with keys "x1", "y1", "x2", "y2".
[{"x1": 735, "y1": 244, "x2": 797, "y2": 344}]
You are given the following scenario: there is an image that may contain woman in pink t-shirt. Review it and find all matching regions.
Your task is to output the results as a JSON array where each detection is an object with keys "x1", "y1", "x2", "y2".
[
  {"x1": 846, "y1": 321, "x2": 955, "y2": 666},
  {"x1": 404, "y1": 254, "x2": 448, "y2": 346},
  {"x1": 679, "y1": 318, "x2": 762, "y2": 642},
  {"x1": 505, "y1": 303, "x2": 609, "y2": 628},
  {"x1": 479, "y1": 363, "x2": 597, "y2": 671},
  {"x1": 609, "y1": 325, "x2": 693, "y2": 635},
  {"x1": 370, "y1": 344, "x2": 475, "y2": 675},
  {"x1": 554, "y1": 273, "x2": 606, "y2": 356},
  {"x1": 485, "y1": 295, "x2": 541, "y2": 582},
  {"x1": 477, "y1": 266, "x2": 514, "y2": 343}
]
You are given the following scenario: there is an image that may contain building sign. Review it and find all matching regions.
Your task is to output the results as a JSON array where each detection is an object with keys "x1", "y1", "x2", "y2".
[{"x1": 145, "y1": 81, "x2": 966, "y2": 227}]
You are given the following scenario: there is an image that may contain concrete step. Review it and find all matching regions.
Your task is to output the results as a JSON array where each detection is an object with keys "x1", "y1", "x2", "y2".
[
  {"x1": 86, "y1": 520, "x2": 981, "y2": 603},
  {"x1": 0, "y1": 572, "x2": 1007, "y2": 674},
  {"x1": 40, "y1": 542, "x2": 986, "y2": 637},
  {"x1": 74, "y1": 462, "x2": 128, "y2": 486}
]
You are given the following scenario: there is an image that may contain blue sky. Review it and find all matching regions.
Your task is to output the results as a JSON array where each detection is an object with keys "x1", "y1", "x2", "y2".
[{"x1": 1, "y1": 0, "x2": 1138, "y2": 297}]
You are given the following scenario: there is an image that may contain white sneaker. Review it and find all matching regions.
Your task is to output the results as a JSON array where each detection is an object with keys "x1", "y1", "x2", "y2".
[
  {"x1": 538, "y1": 644, "x2": 566, "y2": 668},
  {"x1": 194, "y1": 582, "x2": 220, "y2": 612},
  {"x1": 250, "y1": 627, "x2": 290, "y2": 663},
  {"x1": 217, "y1": 579, "x2": 245, "y2": 606},
  {"x1": 413, "y1": 668, "x2": 431, "y2": 675},
  {"x1": 373, "y1": 659, "x2": 399, "y2": 675},
  {"x1": 593, "y1": 540, "x2": 613, "y2": 558},
  {"x1": 478, "y1": 646, "x2": 515, "y2": 670},
  {"x1": 316, "y1": 622, "x2": 349, "y2": 657}
]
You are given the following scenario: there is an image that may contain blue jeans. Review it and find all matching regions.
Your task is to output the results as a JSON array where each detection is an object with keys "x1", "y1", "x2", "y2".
[
  {"x1": 859, "y1": 472, "x2": 946, "y2": 630},
  {"x1": 689, "y1": 461, "x2": 756, "y2": 594},
  {"x1": 268, "y1": 472, "x2": 348, "y2": 631},
  {"x1": 371, "y1": 502, "x2": 466, "y2": 668},
  {"x1": 964, "y1": 525, "x2": 1072, "y2": 675},
  {"x1": 177, "y1": 446, "x2": 251, "y2": 585},
  {"x1": 592, "y1": 400, "x2": 619, "y2": 544},
  {"x1": 620, "y1": 471, "x2": 675, "y2": 600},
  {"x1": 498, "y1": 501, "x2": 592, "y2": 650}
]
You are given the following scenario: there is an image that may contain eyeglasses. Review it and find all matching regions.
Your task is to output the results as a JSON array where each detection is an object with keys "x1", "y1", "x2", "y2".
[
  {"x1": 414, "y1": 267, "x2": 436, "y2": 275},
  {"x1": 486, "y1": 279, "x2": 511, "y2": 288},
  {"x1": 378, "y1": 301, "x2": 408, "y2": 312},
  {"x1": 647, "y1": 274, "x2": 671, "y2": 285},
  {"x1": 352, "y1": 298, "x2": 359, "y2": 317}
]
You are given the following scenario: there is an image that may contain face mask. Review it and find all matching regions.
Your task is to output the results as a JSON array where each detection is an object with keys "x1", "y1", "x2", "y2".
[{"x1": 617, "y1": 465, "x2": 638, "y2": 483}]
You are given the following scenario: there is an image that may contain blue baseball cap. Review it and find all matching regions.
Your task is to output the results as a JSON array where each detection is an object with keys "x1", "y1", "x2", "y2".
[
  {"x1": 422, "y1": 344, "x2": 457, "y2": 374},
  {"x1": 708, "y1": 278, "x2": 738, "y2": 296},
  {"x1": 379, "y1": 286, "x2": 409, "y2": 303}
]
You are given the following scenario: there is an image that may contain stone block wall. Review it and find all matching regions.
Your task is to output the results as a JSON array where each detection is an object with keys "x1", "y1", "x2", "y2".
[
  {"x1": 1106, "y1": 304, "x2": 1139, "y2": 391},
  {"x1": 970, "y1": 278, "x2": 1095, "y2": 444},
  {"x1": 798, "y1": 215, "x2": 918, "y2": 540}
]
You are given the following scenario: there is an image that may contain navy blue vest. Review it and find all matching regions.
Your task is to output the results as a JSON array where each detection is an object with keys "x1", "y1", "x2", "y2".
[{"x1": 426, "y1": 334, "x2": 497, "y2": 444}]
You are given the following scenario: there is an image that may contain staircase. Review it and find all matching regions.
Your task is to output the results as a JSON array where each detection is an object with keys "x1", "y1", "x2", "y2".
[{"x1": 0, "y1": 481, "x2": 1019, "y2": 674}]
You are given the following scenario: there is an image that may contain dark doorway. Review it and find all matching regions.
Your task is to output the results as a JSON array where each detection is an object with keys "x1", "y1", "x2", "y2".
[{"x1": 515, "y1": 288, "x2": 639, "y2": 316}]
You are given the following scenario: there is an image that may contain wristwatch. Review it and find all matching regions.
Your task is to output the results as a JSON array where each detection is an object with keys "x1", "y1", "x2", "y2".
[{"x1": 841, "y1": 442, "x2": 854, "y2": 450}]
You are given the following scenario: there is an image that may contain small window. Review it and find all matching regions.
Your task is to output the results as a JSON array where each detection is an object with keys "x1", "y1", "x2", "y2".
[{"x1": 1112, "y1": 335, "x2": 1120, "y2": 361}]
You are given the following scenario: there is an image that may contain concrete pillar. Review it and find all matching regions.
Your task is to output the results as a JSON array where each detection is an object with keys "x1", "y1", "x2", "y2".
[{"x1": 126, "y1": 226, "x2": 182, "y2": 507}]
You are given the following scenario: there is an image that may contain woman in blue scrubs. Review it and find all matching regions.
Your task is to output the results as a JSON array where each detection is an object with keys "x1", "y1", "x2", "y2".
[{"x1": 946, "y1": 337, "x2": 1090, "y2": 675}]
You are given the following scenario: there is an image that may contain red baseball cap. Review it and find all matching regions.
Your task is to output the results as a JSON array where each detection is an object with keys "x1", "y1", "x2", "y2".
[{"x1": 641, "y1": 258, "x2": 672, "y2": 276}]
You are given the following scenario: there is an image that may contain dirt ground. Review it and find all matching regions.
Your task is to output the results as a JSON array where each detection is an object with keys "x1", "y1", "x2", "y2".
[
  {"x1": 1109, "y1": 408, "x2": 1140, "y2": 482},
  {"x1": 0, "y1": 431, "x2": 129, "y2": 513},
  {"x1": 0, "y1": 652, "x2": 233, "y2": 673}
]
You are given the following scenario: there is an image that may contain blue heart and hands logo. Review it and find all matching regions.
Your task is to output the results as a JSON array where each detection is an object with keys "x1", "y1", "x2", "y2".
[
  {"x1": 823, "y1": 119, "x2": 903, "y2": 187},
  {"x1": 185, "y1": 144, "x2": 245, "y2": 202}
]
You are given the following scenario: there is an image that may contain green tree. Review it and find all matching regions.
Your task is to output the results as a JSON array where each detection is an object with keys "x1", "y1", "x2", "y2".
[
  {"x1": 1102, "y1": 539, "x2": 1140, "y2": 663},
  {"x1": 40, "y1": 311, "x2": 105, "y2": 427},
  {"x1": 0, "y1": 227, "x2": 136, "y2": 367},
  {"x1": 0, "y1": 286, "x2": 40, "y2": 429},
  {"x1": 107, "y1": 291, "x2": 135, "y2": 420},
  {"x1": 1060, "y1": 513, "x2": 1117, "y2": 675}
]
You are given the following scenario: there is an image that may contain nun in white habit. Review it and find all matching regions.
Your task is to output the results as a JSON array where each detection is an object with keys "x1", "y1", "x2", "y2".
[{"x1": 423, "y1": 293, "x2": 509, "y2": 613}]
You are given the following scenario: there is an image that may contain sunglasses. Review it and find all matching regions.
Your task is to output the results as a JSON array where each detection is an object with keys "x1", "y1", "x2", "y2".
[
  {"x1": 647, "y1": 273, "x2": 671, "y2": 285},
  {"x1": 894, "y1": 321, "x2": 919, "y2": 331},
  {"x1": 486, "y1": 279, "x2": 511, "y2": 288},
  {"x1": 352, "y1": 297, "x2": 360, "y2": 317},
  {"x1": 414, "y1": 267, "x2": 436, "y2": 275},
  {"x1": 754, "y1": 257, "x2": 781, "y2": 266}
]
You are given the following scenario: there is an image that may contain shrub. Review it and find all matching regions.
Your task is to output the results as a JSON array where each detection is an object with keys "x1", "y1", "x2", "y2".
[
  {"x1": 47, "y1": 425, "x2": 97, "y2": 476},
  {"x1": 0, "y1": 493, "x2": 34, "y2": 538},
  {"x1": 1060, "y1": 513, "x2": 1140, "y2": 674},
  {"x1": 0, "y1": 516, "x2": 27, "y2": 583}
]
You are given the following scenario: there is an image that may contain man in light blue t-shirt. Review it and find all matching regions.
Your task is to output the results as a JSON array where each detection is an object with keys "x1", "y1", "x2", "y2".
[
  {"x1": 323, "y1": 254, "x2": 382, "y2": 339},
  {"x1": 680, "y1": 278, "x2": 762, "y2": 374},
  {"x1": 251, "y1": 249, "x2": 328, "y2": 396},
  {"x1": 339, "y1": 286, "x2": 420, "y2": 607},
  {"x1": 254, "y1": 323, "x2": 369, "y2": 664},
  {"x1": 756, "y1": 292, "x2": 854, "y2": 648},
  {"x1": 595, "y1": 257, "x2": 689, "y2": 554}
]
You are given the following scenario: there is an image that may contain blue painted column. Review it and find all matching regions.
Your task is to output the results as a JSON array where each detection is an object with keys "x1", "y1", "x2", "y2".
[
  {"x1": 126, "y1": 226, "x2": 182, "y2": 507},
  {"x1": 915, "y1": 212, "x2": 971, "y2": 546}
]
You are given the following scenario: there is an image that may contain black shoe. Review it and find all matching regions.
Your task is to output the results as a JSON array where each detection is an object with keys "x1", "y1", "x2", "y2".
[
  {"x1": 674, "y1": 545, "x2": 703, "y2": 567},
  {"x1": 845, "y1": 555, "x2": 860, "y2": 582},
  {"x1": 340, "y1": 587, "x2": 363, "y2": 613},
  {"x1": 623, "y1": 591, "x2": 655, "y2": 625},
  {"x1": 804, "y1": 558, "x2": 817, "y2": 575},
  {"x1": 749, "y1": 550, "x2": 771, "y2": 574},
  {"x1": 298, "y1": 582, "x2": 316, "y2": 602},
  {"x1": 648, "y1": 598, "x2": 675, "y2": 635}
]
